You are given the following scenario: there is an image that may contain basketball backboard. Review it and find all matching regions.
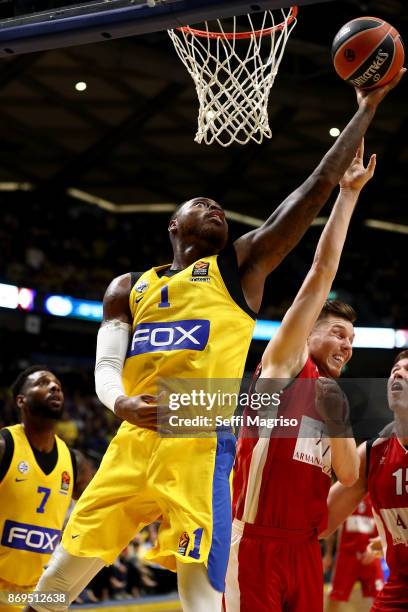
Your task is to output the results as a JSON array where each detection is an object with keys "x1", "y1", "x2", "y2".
[{"x1": 0, "y1": 0, "x2": 334, "y2": 57}]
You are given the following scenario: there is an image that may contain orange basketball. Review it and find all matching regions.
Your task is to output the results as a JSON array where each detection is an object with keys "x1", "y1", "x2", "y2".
[{"x1": 332, "y1": 16, "x2": 405, "y2": 90}]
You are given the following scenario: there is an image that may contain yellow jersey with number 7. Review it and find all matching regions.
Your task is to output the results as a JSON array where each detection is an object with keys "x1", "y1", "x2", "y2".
[{"x1": 0, "y1": 425, "x2": 74, "y2": 587}]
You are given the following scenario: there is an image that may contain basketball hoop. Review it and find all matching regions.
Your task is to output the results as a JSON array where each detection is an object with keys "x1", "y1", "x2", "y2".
[{"x1": 168, "y1": 7, "x2": 298, "y2": 147}]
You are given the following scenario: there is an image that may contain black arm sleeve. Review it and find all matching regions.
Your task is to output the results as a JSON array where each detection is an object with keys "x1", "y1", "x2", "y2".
[
  {"x1": 217, "y1": 245, "x2": 257, "y2": 320},
  {"x1": 0, "y1": 429, "x2": 14, "y2": 483}
]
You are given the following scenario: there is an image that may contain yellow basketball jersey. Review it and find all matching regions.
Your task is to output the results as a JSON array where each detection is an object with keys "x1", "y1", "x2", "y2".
[
  {"x1": 0, "y1": 425, "x2": 74, "y2": 587},
  {"x1": 122, "y1": 251, "x2": 256, "y2": 410},
  {"x1": 63, "y1": 251, "x2": 255, "y2": 572}
]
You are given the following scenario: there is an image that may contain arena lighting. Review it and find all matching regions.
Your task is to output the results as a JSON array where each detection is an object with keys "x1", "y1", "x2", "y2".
[
  {"x1": 353, "y1": 327, "x2": 395, "y2": 350},
  {"x1": 1, "y1": 183, "x2": 408, "y2": 235},
  {"x1": 18, "y1": 288, "x2": 36, "y2": 311},
  {"x1": 253, "y1": 319, "x2": 281, "y2": 340},
  {"x1": 0, "y1": 284, "x2": 19, "y2": 309},
  {"x1": 74, "y1": 300, "x2": 103, "y2": 321},
  {"x1": 365, "y1": 219, "x2": 408, "y2": 235},
  {"x1": 66, "y1": 188, "x2": 177, "y2": 214},
  {"x1": 395, "y1": 330, "x2": 408, "y2": 349},
  {"x1": 0, "y1": 283, "x2": 35, "y2": 311},
  {"x1": 45, "y1": 296, "x2": 73, "y2": 317},
  {"x1": 0, "y1": 182, "x2": 33, "y2": 191},
  {"x1": 253, "y1": 320, "x2": 400, "y2": 349},
  {"x1": 0, "y1": 282, "x2": 407, "y2": 348},
  {"x1": 66, "y1": 189, "x2": 331, "y2": 228},
  {"x1": 44, "y1": 295, "x2": 102, "y2": 321}
]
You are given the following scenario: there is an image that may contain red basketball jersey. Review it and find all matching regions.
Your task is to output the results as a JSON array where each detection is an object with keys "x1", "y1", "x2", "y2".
[
  {"x1": 233, "y1": 356, "x2": 332, "y2": 533},
  {"x1": 368, "y1": 436, "x2": 408, "y2": 577},
  {"x1": 338, "y1": 494, "x2": 377, "y2": 554}
]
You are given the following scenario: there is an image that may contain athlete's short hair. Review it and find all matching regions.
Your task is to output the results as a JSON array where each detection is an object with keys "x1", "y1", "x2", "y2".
[
  {"x1": 11, "y1": 365, "x2": 50, "y2": 400},
  {"x1": 393, "y1": 350, "x2": 408, "y2": 367},
  {"x1": 316, "y1": 300, "x2": 357, "y2": 325}
]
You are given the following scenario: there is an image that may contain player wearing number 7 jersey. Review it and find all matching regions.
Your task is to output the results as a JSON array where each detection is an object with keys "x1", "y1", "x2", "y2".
[
  {"x1": 0, "y1": 367, "x2": 91, "y2": 612},
  {"x1": 322, "y1": 350, "x2": 408, "y2": 610}
]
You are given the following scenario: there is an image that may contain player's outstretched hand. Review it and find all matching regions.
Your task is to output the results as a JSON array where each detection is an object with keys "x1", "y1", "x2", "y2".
[
  {"x1": 114, "y1": 394, "x2": 161, "y2": 430},
  {"x1": 356, "y1": 67, "x2": 406, "y2": 109},
  {"x1": 340, "y1": 138, "x2": 376, "y2": 192}
]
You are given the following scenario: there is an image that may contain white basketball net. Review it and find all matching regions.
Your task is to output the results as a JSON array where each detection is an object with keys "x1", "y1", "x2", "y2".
[{"x1": 168, "y1": 8, "x2": 297, "y2": 147}]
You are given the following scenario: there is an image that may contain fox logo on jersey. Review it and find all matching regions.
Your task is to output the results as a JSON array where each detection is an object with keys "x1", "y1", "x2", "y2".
[
  {"x1": 1, "y1": 520, "x2": 61, "y2": 554},
  {"x1": 128, "y1": 320, "x2": 210, "y2": 356}
]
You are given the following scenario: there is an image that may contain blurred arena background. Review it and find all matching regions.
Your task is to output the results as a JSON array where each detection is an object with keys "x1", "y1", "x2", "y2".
[{"x1": 0, "y1": 0, "x2": 407, "y2": 610}]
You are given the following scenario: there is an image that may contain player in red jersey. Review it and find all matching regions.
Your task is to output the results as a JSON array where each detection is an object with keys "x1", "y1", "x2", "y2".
[
  {"x1": 325, "y1": 494, "x2": 384, "y2": 610},
  {"x1": 224, "y1": 142, "x2": 375, "y2": 612},
  {"x1": 323, "y1": 350, "x2": 408, "y2": 611}
]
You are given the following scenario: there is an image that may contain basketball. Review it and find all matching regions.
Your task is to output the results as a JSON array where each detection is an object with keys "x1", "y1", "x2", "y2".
[{"x1": 332, "y1": 16, "x2": 405, "y2": 89}]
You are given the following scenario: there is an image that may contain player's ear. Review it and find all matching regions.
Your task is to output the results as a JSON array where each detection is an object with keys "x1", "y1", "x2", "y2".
[
  {"x1": 168, "y1": 218, "x2": 178, "y2": 233},
  {"x1": 15, "y1": 394, "x2": 26, "y2": 411}
]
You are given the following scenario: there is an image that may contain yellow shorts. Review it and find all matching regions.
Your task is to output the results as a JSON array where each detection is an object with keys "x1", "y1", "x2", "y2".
[{"x1": 62, "y1": 423, "x2": 235, "y2": 591}]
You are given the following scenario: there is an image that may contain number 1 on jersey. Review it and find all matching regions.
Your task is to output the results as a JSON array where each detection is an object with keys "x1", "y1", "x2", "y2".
[
  {"x1": 159, "y1": 285, "x2": 170, "y2": 308},
  {"x1": 188, "y1": 528, "x2": 204, "y2": 559}
]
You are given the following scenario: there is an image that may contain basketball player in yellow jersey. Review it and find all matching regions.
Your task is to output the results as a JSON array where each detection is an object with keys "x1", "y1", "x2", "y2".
[
  {"x1": 0, "y1": 366, "x2": 91, "y2": 611},
  {"x1": 27, "y1": 71, "x2": 404, "y2": 612}
]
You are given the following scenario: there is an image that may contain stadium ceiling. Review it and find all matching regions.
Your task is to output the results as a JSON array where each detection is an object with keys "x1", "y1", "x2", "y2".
[{"x1": 0, "y1": 0, "x2": 407, "y2": 225}]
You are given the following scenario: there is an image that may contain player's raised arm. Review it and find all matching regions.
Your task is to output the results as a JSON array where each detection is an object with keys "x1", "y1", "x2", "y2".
[
  {"x1": 234, "y1": 69, "x2": 404, "y2": 313},
  {"x1": 320, "y1": 442, "x2": 368, "y2": 538},
  {"x1": 261, "y1": 141, "x2": 375, "y2": 379}
]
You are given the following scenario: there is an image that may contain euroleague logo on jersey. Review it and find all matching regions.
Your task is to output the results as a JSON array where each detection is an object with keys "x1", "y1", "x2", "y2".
[
  {"x1": 191, "y1": 261, "x2": 210, "y2": 283},
  {"x1": 60, "y1": 471, "x2": 71, "y2": 491},
  {"x1": 177, "y1": 532, "x2": 190, "y2": 556},
  {"x1": 128, "y1": 320, "x2": 210, "y2": 356}
]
